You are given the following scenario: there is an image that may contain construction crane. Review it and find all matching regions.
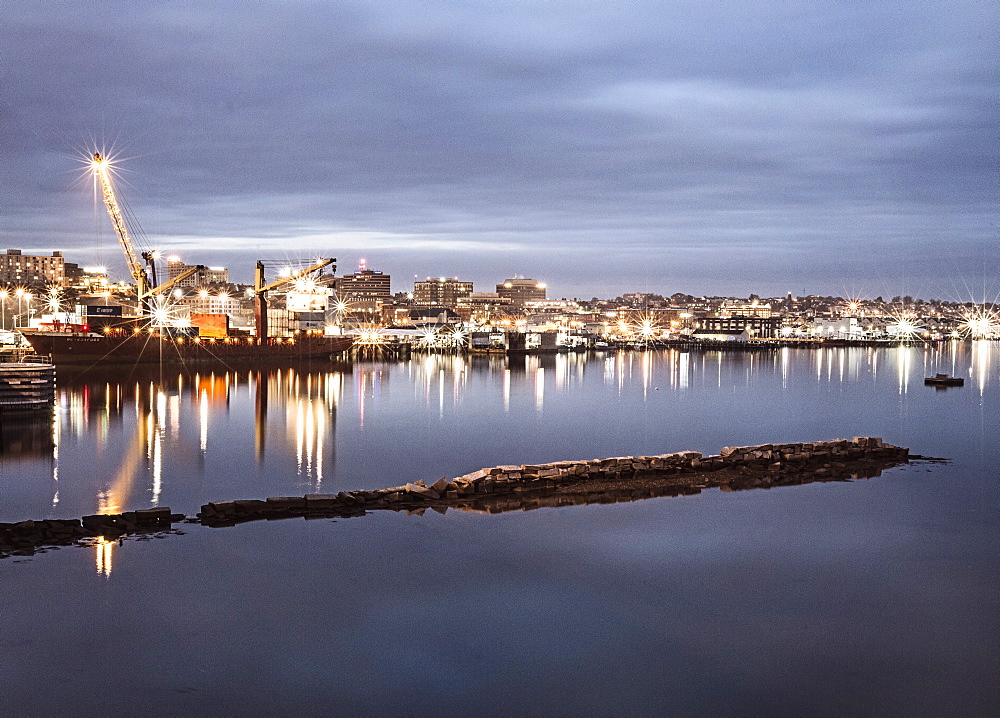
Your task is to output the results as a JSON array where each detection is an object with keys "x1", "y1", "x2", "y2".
[
  {"x1": 254, "y1": 258, "x2": 335, "y2": 339},
  {"x1": 91, "y1": 153, "x2": 205, "y2": 316}
]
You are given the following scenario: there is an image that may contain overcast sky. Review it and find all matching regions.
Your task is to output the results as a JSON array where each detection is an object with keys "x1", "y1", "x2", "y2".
[{"x1": 2, "y1": 1, "x2": 997, "y2": 300}]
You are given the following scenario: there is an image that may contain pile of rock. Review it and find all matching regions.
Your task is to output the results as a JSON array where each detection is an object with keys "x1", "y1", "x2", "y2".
[
  {"x1": 1, "y1": 438, "x2": 911, "y2": 559},
  {"x1": 0, "y1": 507, "x2": 182, "y2": 558},
  {"x1": 197, "y1": 437, "x2": 907, "y2": 525}
]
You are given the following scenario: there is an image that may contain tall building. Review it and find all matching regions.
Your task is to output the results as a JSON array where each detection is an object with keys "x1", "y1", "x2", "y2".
[
  {"x1": 0, "y1": 250, "x2": 66, "y2": 287},
  {"x1": 414, "y1": 277, "x2": 474, "y2": 307},
  {"x1": 166, "y1": 256, "x2": 228, "y2": 287},
  {"x1": 335, "y1": 268, "x2": 391, "y2": 313},
  {"x1": 496, "y1": 278, "x2": 546, "y2": 306}
]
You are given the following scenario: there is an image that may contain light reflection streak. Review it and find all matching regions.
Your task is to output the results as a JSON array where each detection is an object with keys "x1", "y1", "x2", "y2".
[
  {"x1": 641, "y1": 351, "x2": 652, "y2": 399},
  {"x1": 555, "y1": 354, "x2": 568, "y2": 391},
  {"x1": 50, "y1": 404, "x2": 61, "y2": 508},
  {"x1": 895, "y1": 346, "x2": 912, "y2": 395},
  {"x1": 199, "y1": 388, "x2": 209, "y2": 452},
  {"x1": 503, "y1": 368, "x2": 511, "y2": 412},
  {"x1": 603, "y1": 356, "x2": 615, "y2": 386},
  {"x1": 534, "y1": 367, "x2": 545, "y2": 412},
  {"x1": 973, "y1": 340, "x2": 990, "y2": 396},
  {"x1": 94, "y1": 537, "x2": 114, "y2": 578}
]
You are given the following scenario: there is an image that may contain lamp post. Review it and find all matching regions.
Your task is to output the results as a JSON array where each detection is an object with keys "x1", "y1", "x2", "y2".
[
  {"x1": 14, "y1": 288, "x2": 24, "y2": 329},
  {"x1": 0, "y1": 289, "x2": 7, "y2": 331}
]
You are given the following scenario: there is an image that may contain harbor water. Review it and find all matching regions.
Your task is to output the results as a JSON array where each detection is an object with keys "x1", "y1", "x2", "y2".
[{"x1": 1, "y1": 344, "x2": 997, "y2": 715}]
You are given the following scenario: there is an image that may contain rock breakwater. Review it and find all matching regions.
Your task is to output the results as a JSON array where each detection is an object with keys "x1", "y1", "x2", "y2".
[
  {"x1": 0, "y1": 437, "x2": 910, "y2": 559},
  {"x1": 0, "y1": 508, "x2": 184, "y2": 558},
  {"x1": 198, "y1": 436, "x2": 908, "y2": 525}
]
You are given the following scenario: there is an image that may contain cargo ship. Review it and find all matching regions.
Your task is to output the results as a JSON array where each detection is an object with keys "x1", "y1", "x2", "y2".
[
  {"x1": 21, "y1": 327, "x2": 353, "y2": 364},
  {"x1": 35, "y1": 152, "x2": 354, "y2": 365}
]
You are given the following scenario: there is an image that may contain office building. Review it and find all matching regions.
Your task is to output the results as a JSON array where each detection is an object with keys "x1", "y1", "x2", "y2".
[
  {"x1": 414, "y1": 277, "x2": 474, "y2": 307},
  {"x1": 0, "y1": 250, "x2": 66, "y2": 287},
  {"x1": 496, "y1": 278, "x2": 546, "y2": 306}
]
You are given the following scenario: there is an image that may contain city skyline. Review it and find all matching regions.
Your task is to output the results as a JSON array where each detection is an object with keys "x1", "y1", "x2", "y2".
[{"x1": 2, "y1": 1, "x2": 997, "y2": 302}]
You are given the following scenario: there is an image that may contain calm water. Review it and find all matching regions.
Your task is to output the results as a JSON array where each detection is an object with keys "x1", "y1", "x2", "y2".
[{"x1": 1, "y1": 345, "x2": 997, "y2": 715}]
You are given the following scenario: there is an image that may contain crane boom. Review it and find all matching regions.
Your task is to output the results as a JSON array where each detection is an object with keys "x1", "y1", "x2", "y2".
[
  {"x1": 255, "y1": 258, "x2": 335, "y2": 294},
  {"x1": 253, "y1": 258, "x2": 336, "y2": 338},
  {"x1": 91, "y1": 153, "x2": 151, "y2": 301},
  {"x1": 149, "y1": 264, "x2": 206, "y2": 297}
]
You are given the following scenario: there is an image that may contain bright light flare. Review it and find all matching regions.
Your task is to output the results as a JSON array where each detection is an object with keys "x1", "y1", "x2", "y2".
[
  {"x1": 291, "y1": 276, "x2": 319, "y2": 293},
  {"x1": 960, "y1": 306, "x2": 1000, "y2": 339},
  {"x1": 887, "y1": 309, "x2": 923, "y2": 339},
  {"x1": 355, "y1": 328, "x2": 386, "y2": 346}
]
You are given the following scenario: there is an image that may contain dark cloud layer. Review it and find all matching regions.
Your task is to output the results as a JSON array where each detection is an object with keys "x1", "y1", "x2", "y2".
[{"x1": 1, "y1": 1, "x2": 997, "y2": 299}]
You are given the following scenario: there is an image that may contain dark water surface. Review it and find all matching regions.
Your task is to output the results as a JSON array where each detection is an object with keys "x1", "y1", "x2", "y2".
[{"x1": 1, "y1": 345, "x2": 997, "y2": 715}]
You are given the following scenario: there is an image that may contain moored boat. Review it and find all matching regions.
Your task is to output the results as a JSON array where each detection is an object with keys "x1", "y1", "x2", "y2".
[
  {"x1": 924, "y1": 373, "x2": 964, "y2": 387},
  {"x1": 21, "y1": 329, "x2": 353, "y2": 364}
]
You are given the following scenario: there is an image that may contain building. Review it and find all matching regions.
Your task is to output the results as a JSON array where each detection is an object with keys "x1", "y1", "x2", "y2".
[
  {"x1": 166, "y1": 256, "x2": 228, "y2": 288},
  {"x1": 691, "y1": 328, "x2": 750, "y2": 342},
  {"x1": 719, "y1": 301, "x2": 773, "y2": 318},
  {"x1": 496, "y1": 278, "x2": 546, "y2": 307},
  {"x1": 455, "y1": 292, "x2": 513, "y2": 323},
  {"x1": 414, "y1": 277, "x2": 473, "y2": 307},
  {"x1": 335, "y1": 269, "x2": 391, "y2": 313},
  {"x1": 0, "y1": 250, "x2": 65, "y2": 287},
  {"x1": 697, "y1": 316, "x2": 779, "y2": 339}
]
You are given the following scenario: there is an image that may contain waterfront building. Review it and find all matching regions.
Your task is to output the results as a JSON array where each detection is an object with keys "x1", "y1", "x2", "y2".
[
  {"x1": 719, "y1": 301, "x2": 773, "y2": 318},
  {"x1": 0, "y1": 249, "x2": 65, "y2": 287},
  {"x1": 496, "y1": 278, "x2": 546, "y2": 306},
  {"x1": 335, "y1": 268, "x2": 391, "y2": 315},
  {"x1": 456, "y1": 292, "x2": 513, "y2": 323},
  {"x1": 697, "y1": 316, "x2": 780, "y2": 339},
  {"x1": 65, "y1": 266, "x2": 109, "y2": 293},
  {"x1": 691, "y1": 328, "x2": 750, "y2": 342},
  {"x1": 810, "y1": 317, "x2": 866, "y2": 338},
  {"x1": 414, "y1": 278, "x2": 473, "y2": 307},
  {"x1": 166, "y1": 256, "x2": 228, "y2": 287},
  {"x1": 395, "y1": 307, "x2": 461, "y2": 327}
]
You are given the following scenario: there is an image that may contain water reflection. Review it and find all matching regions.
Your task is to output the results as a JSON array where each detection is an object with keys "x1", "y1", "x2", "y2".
[
  {"x1": 0, "y1": 411, "x2": 55, "y2": 461},
  {"x1": 1, "y1": 364, "x2": 350, "y2": 507},
  {"x1": 94, "y1": 537, "x2": 114, "y2": 578},
  {"x1": 0, "y1": 344, "x2": 994, "y2": 529}
]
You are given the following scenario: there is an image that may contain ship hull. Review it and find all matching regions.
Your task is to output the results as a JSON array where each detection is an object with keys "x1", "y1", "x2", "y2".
[{"x1": 22, "y1": 332, "x2": 354, "y2": 365}]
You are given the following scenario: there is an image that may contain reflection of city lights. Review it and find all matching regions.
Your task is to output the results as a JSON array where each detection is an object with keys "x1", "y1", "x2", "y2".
[{"x1": 95, "y1": 537, "x2": 114, "y2": 578}]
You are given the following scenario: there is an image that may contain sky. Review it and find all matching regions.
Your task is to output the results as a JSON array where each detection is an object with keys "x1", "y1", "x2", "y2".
[{"x1": 1, "y1": 1, "x2": 997, "y2": 301}]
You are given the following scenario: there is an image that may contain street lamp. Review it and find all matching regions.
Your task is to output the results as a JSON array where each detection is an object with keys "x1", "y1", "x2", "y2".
[
  {"x1": 23, "y1": 292, "x2": 33, "y2": 329},
  {"x1": 14, "y1": 288, "x2": 25, "y2": 328},
  {"x1": 0, "y1": 289, "x2": 7, "y2": 331}
]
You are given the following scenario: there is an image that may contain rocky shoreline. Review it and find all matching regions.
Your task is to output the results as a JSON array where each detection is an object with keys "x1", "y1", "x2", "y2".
[{"x1": 0, "y1": 437, "x2": 911, "y2": 559}]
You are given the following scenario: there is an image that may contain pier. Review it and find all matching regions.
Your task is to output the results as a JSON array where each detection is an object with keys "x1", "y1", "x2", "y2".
[{"x1": 0, "y1": 358, "x2": 55, "y2": 412}]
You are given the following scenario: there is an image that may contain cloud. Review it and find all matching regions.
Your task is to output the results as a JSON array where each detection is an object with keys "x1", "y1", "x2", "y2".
[{"x1": 1, "y1": 0, "x2": 997, "y2": 297}]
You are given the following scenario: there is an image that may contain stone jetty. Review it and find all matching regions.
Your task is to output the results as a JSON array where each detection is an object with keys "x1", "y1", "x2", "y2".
[
  {"x1": 0, "y1": 437, "x2": 910, "y2": 559},
  {"x1": 198, "y1": 436, "x2": 908, "y2": 525},
  {"x1": 0, "y1": 508, "x2": 184, "y2": 558}
]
